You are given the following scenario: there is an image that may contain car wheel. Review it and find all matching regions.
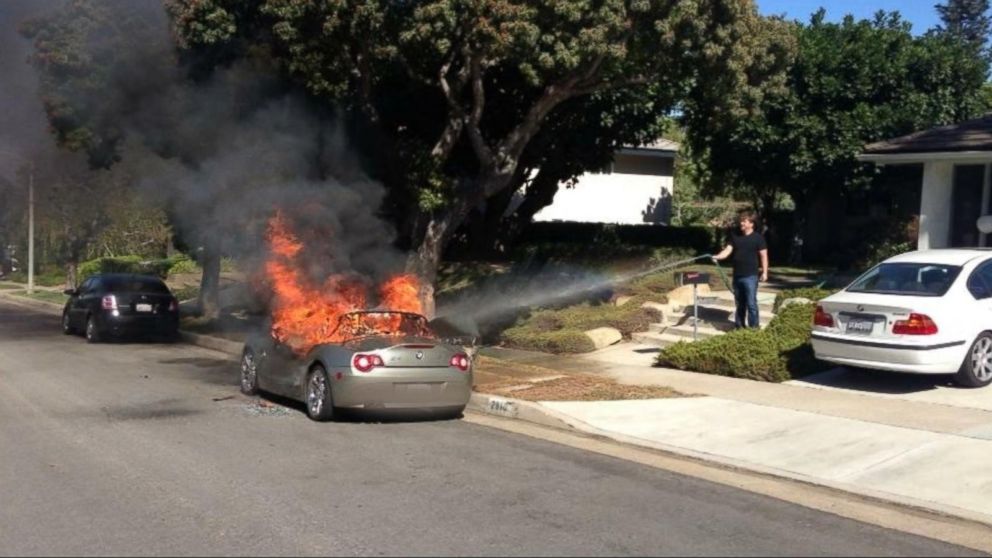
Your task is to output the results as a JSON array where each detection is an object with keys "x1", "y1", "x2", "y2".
[
  {"x1": 240, "y1": 349, "x2": 259, "y2": 396},
  {"x1": 61, "y1": 311, "x2": 75, "y2": 335},
  {"x1": 956, "y1": 333, "x2": 992, "y2": 388},
  {"x1": 305, "y1": 365, "x2": 335, "y2": 422},
  {"x1": 85, "y1": 315, "x2": 101, "y2": 344}
]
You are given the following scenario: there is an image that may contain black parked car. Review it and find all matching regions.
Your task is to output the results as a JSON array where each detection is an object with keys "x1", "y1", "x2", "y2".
[{"x1": 62, "y1": 273, "x2": 179, "y2": 343}]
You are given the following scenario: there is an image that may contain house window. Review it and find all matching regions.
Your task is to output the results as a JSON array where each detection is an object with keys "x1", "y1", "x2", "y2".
[{"x1": 950, "y1": 164, "x2": 986, "y2": 248}]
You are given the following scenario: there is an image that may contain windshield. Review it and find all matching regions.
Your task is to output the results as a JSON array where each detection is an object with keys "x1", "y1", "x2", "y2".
[
  {"x1": 334, "y1": 311, "x2": 435, "y2": 340},
  {"x1": 846, "y1": 263, "x2": 961, "y2": 297},
  {"x1": 103, "y1": 276, "x2": 170, "y2": 294}
]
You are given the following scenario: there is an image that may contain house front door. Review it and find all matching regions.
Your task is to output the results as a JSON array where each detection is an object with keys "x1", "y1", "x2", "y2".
[{"x1": 950, "y1": 164, "x2": 987, "y2": 247}]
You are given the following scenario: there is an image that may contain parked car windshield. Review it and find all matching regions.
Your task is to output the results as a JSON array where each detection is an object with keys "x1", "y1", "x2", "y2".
[
  {"x1": 103, "y1": 276, "x2": 170, "y2": 294},
  {"x1": 846, "y1": 263, "x2": 961, "y2": 297}
]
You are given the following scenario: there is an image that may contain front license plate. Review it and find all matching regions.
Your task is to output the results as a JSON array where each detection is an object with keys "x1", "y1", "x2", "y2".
[
  {"x1": 136, "y1": 303, "x2": 153, "y2": 313},
  {"x1": 846, "y1": 319, "x2": 874, "y2": 334}
]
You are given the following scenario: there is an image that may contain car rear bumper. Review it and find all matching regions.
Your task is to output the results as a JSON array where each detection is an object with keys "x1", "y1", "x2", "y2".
[
  {"x1": 98, "y1": 312, "x2": 178, "y2": 336},
  {"x1": 811, "y1": 332, "x2": 967, "y2": 374},
  {"x1": 331, "y1": 368, "x2": 473, "y2": 410}
]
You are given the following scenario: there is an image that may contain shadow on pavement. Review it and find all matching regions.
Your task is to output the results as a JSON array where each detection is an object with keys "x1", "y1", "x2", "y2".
[{"x1": 797, "y1": 366, "x2": 960, "y2": 394}]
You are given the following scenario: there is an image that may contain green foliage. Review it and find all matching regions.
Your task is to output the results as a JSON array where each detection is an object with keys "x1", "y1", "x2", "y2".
[
  {"x1": 772, "y1": 287, "x2": 835, "y2": 313},
  {"x1": 691, "y1": 9, "x2": 992, "y2": 227},
  {"x1": 171, "y1": 284, "x2": 201, "y2": 302},
  {"x1": 500, "y1": 329, "x2": 596, "y2": 354},
  {"x1": 79, "y1": 256, "x2": 175, "y2": 281},
  {"x1": 168, "y1": 256, "x2": 201, "y2": 275},
  {"x1": 501, "y1": 302, "x2": 662, "y2": 354},
  {"x1": 518, "y1": 222, "x2": 719, "y2": 254},
  {"x1": 658, "y1": 329, "x2": 790, "y2": 382},
  {"x1": 656, "y1": 302, "x2": 830, "y2": 382}
]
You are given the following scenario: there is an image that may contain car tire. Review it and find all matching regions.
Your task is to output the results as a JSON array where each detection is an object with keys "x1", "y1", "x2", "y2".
[
  {"x1": 240, "y1": 349, "x2": 259, "y2": 396},
  {"x1": 85, "y1": 315, "x2": 102, "y2": 344},
  {"x1": 61, "y1": 311, "x2": 75, "y2": 335},
  {"x1": 956, "y1": 332, "x2": 992, "y2": 388},
  {"x1": 305, "y1": 365, "x2": 335, "y2": 422}
]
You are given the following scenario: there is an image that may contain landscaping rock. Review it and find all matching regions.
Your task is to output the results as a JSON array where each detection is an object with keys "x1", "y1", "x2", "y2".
[
  {"x1": 666, "y1": 283, "x2": 711, "y2": 307},
  {"x1": 779, "y1": 297, "x2": 812, "y2": 309},
  {"x1": 613, "y1": 295, "x2": 634, "y2": 307},
  {"x1": 583, "y1": 327, "x2": 623, "y2": 349}
]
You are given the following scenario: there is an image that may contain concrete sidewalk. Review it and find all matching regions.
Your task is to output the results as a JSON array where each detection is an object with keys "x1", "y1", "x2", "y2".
[{"x1": 479, "y1": 343, "x2": 992, "y2": 527}]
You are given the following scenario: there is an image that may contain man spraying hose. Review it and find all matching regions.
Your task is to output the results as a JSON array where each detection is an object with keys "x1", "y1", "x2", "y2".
[{"x1": 711, "y1": 210, "x2": 769, "y2": 329}]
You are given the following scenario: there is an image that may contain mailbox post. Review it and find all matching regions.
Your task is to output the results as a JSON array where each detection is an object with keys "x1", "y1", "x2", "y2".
[{"x1": 677, "y1": 271, "x2": 711, "y2": 340}]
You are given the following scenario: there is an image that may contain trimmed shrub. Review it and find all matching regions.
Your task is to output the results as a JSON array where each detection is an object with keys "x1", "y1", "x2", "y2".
[
  {"x1": 772, "y1": 287, "x2": 835, "y2": 313},
  {"x1": 500, "y1": 328, "x2": 597, "y2": 354},
  {"x1": 78, "y1": 256, "x2": 172, "y2": 281},
  {"x1": 657, "y1": 329, "x2": 790, "y2": 382},
  {"x1": 656, "y1": 302, "x2": 828, "y2": 382}
]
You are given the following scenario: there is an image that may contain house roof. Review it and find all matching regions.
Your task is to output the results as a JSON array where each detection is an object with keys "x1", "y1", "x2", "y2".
[
  {"x1": 618, "y1": 138, "x2": 679, "y2": 157},
  {"x1": 863, "y1": 114, "x2": 992, "y2": 156}
]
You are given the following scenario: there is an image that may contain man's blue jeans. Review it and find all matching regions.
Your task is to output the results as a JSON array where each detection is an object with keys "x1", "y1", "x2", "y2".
[{"x1": 732, "y1": 275, "x2": 760, "y2": 329}]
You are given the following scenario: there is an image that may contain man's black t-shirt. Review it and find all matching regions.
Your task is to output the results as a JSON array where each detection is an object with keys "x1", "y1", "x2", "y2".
[{"x1": 730, "y1": 232, "x2": 767, "y2": 278}]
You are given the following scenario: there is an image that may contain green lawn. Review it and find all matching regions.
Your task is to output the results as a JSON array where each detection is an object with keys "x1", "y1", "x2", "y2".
[
  {"x1": 0, "y1": 283, "x2": 21, "y2": 290},
  {"x1": 12, "y1": 290, "x2": 68, "y2": 305}
]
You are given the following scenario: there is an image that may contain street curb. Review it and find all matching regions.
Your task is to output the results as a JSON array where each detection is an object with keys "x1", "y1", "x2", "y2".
[
  {"x1": 179, "y1": 331, "x2": 242, "y2": 357},
  {"x1": 467, "y1": 393, "x2": 576, "y2": 432}
]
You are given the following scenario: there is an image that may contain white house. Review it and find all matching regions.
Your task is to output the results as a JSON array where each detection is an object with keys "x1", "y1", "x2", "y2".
[
  {"x1": 532, "y1": 139, "x2": 678, "y2": 225},
  {"x1": 859, "y1": 115, "x2": 992, "y2": 249}
]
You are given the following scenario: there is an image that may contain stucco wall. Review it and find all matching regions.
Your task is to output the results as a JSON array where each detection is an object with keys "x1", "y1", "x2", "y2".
[{"x1": 533, "y1": 172, "x2": 675, "y2": 225}]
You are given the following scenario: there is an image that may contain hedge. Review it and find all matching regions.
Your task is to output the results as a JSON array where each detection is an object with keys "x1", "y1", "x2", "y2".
[
  {"x1": 517, "y1": 222, "x2": 720, "y2": 254},
  {"x1": 78, "y1": 255, "x2": 203, "y2": 281},
  {"x1": 500, "y1": 302, "x2": 663, "y2": 354},
  {"x1": 655, "y1": 302, "x2": 830, "y2": 382}
]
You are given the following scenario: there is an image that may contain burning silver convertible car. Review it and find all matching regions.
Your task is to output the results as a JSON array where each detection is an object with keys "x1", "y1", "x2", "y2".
[{"x1": 239, "y1": 311, "x2": 473, "y2": 421}]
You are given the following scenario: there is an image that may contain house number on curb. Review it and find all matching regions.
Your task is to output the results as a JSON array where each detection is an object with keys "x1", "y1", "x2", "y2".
[{"x1": 488, "y1": 398, "x2": 517, "y2": 417}]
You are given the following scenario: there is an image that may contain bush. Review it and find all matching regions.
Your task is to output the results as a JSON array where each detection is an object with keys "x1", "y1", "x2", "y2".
[
  {"x1": 656, "y1": 302, "x2": 829, "y2": 382},
  {"x1": 519, "y1": 221, "x2": 720, "y2": 253},
  {"x1": 78, "y1": 256, "x2": 172, "y2": 281},
  {"x1": 499, "y1": 302, "x2": 662, "y2": 354},
  {"x1": 500, "y1": 329, "x2": 596, "y2": 354},
  {"x1": 772, "y1": 287, "x2": 835, "y2": 313},
  {"x1": 168, "y1": 256, "x2": 200, "y2": 275},
  {"x1": 657, "y1": 329, "x2": 790, "y2": 382}
]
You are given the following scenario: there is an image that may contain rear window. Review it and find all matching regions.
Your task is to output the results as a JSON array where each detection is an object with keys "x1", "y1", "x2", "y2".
[
  {"x1": 102, "y1": 276, "x2": 170, "y2": 294},
  {"x1": 846, "y1": 263, "x2": 961, "y2": 297}
]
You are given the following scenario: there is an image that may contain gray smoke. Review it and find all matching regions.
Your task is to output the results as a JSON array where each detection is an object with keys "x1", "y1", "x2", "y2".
[{"x1": 5, "y1": 0, "x2": 407, "y2": 292}]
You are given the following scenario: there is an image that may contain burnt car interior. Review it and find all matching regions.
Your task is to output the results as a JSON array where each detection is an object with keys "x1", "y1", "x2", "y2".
[{"x1": 332, "y1": 311, "x2": 436, "y2": 341}]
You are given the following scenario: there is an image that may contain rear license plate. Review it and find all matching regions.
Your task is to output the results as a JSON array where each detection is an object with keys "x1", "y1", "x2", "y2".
[
  {"x1": 403, "y1": 383, "x2": 432, "y2": 392},
  {"x1": 846, "y1": 318, "x2": 874, "y2": 334},
  {"x1": 135, "y1": 303, "x2": 153, "y2": 313}
]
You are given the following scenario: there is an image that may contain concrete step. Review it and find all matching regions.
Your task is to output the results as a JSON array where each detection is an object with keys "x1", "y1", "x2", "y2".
[
  {"x1": 631, "y1": 331, "x2": 694, "y2": 349},
  {"x1": 680, "y1": 298, "x2": 776, "y2": 316},
  {"x1": 664, "y1": 324, "x2": 725, "y2": 340},
  {"x1": 666, "y1": 306, "x2": 774, "y2": 328}
]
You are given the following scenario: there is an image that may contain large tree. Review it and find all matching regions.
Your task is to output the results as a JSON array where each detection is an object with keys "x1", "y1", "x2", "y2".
[
  {"x1": 167, "y1": 0, "x2": 792, "y2": 315},
  {"x1": 690, "y1": 9, "x2": 991, "y2": 248},
  {"x1": 935, "y1": 0, "x2": 992, "y2": 51}
]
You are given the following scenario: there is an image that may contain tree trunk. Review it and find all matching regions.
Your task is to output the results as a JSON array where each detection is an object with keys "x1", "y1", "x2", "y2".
[
  {"x1": 65, "y1": 261, "x2": 78, "y2": 290},
  {"x1": 501, "y1": 167, "x2": 561, "y2": 246},
  {"x1": 198, "y1": 241, "x2": 222, "y2": 320},
  {"x1": 408, "y1": 220, "x2": 447, "y2": 319}
]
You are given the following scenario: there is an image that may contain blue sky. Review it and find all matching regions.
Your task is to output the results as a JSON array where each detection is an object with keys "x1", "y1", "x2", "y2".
[{"x1": 757, "y1": 0, "x2": 942, "y2": 34}]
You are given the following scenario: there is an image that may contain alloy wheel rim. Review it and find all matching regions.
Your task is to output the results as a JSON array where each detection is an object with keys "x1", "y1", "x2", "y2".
[
  {"x1": 241, "y1": 352, "x2": 256, "y2": 391},
  {"x1": 86, "y1": 319, "x2": 94, "y2": 339},
  {"x1": 63, "y1": 313, "x2": 70, "y2": 331},
  {"x1": 972, "y1": 338, "x2": 992, "y2": 381},
  {"x1": 308, "y1": 373, "x2": 325, "y2": 416}
]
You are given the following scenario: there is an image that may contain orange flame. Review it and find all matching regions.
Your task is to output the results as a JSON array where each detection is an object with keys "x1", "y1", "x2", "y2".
[{"x1": 264, "y1": 212, "x2": 424, "y2": 354}]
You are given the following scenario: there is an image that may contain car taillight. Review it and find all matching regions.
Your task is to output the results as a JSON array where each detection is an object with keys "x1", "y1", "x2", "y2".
[
  {"x1": 893, "y1": 313, "x2": 938, "y2": 335},
  {"x1": 168, "y1": 297, "x2": 178, "y2": 312},
  {"x1": 813, "y1": 304, "x2": 834, "y2": 328},
  {"x1": 353, "y1": 353, "x2": 385, "y2": 373},
  {"x1": 449, "y1": 353, "x2": 470, "y2": 372},
  {"x1": 101, "y1": 295, "x2": 118, "y2": 310}
]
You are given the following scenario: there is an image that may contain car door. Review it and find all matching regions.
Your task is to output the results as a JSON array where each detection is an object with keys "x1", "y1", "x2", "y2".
[
  {"x1": 264, "y1": 337, "x2": 303, "y2": 398},
  {"x1": 69, "y1": 278, "x2": 95, "y2": 328}
]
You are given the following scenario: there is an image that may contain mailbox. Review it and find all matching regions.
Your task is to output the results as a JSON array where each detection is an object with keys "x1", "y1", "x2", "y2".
[{"x1": 677, "y1": 271, "x2": 710, "y2": 286}]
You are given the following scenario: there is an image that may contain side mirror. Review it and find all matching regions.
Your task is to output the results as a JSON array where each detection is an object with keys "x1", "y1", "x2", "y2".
[{"x1": 63, "y1": 288, "x2": 77, "y2": 296}]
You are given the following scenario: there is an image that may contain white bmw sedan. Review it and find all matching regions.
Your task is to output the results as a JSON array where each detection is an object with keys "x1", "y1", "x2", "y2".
[{"x1": 811, "y1": 249, "x2": 992, "y2": 387}]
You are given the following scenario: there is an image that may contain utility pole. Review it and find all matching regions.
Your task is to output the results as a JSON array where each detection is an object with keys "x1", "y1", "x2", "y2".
[{"x1": 27, "y1": 162, "x2": 34, "y2": 294}]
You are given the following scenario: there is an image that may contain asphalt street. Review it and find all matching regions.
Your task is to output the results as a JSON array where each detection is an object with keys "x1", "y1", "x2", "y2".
[{"x1": 0, "y1": 301, "x2": 982, "y2": 556}]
